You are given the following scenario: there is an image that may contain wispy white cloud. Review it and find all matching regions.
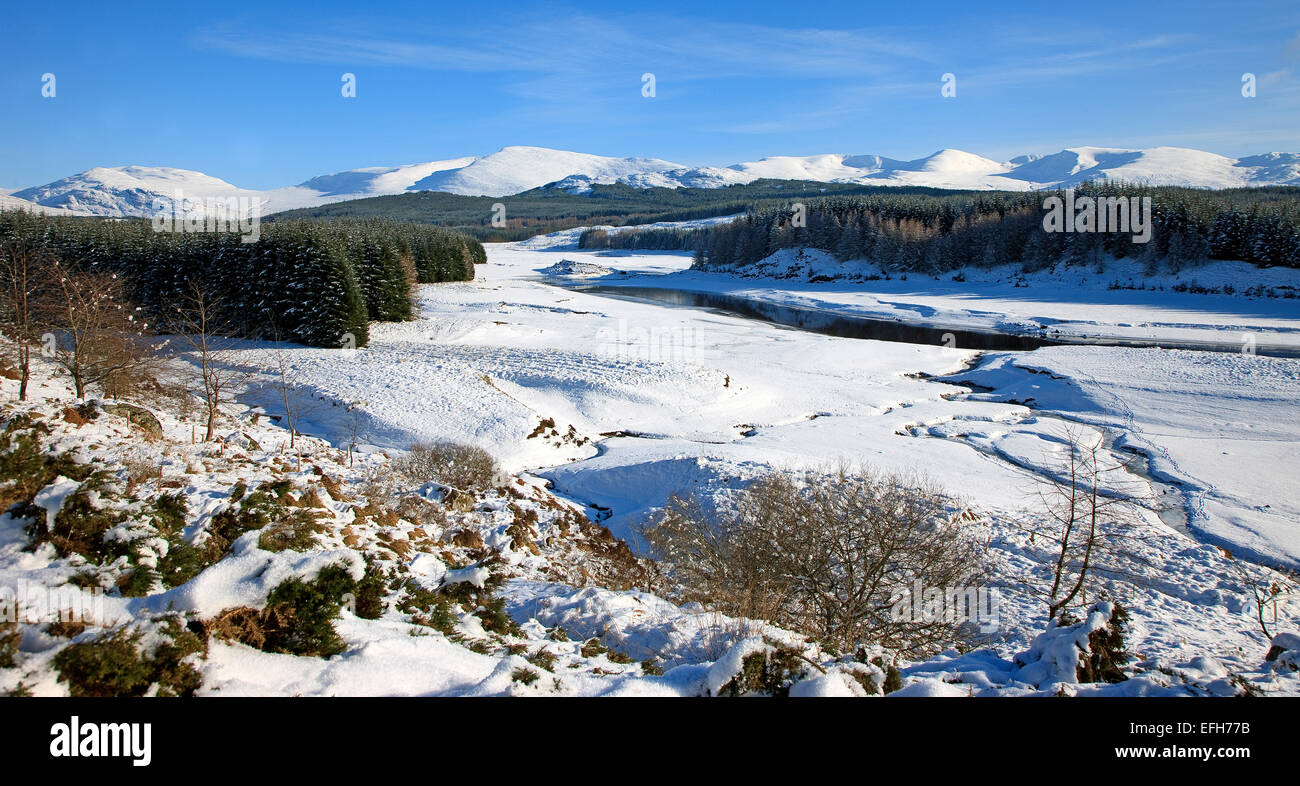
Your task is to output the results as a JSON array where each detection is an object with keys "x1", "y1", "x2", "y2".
[
  {"x1": 192, "y1": 14, "x2": 932, "y2": 82},
  {"x1": 191, "y1": 14, "x2": 941, "y2": 121},
  {"x1": 193, "y1": 14, "x2": 1198, "y2": 91},
  {"x1": 189, "y1": 13, "x2": 1224, "y2": 137}
]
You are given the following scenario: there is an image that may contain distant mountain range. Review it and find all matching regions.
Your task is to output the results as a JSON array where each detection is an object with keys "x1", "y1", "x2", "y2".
[{"x1": 6, "y1": 145, "x2": 1300, "y2": 218}]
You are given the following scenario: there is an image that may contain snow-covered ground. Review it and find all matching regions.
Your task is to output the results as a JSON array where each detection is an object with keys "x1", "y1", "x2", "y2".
[
  {"x1": 512, "y1": 230, "x2": 1300, "y2": 569},
  {"x1": 943, "y1": 349, "x2": 1300, "y2": 571},
  {"x1": 225, "y1": 227, "x2": 1300, "y2": 565},
  {"x1": 206, "y1": 227, "x2": 1300, "y2": 692},
  {"x1": 5, "y1": 222, "x2": 1296, "y2": 696}
]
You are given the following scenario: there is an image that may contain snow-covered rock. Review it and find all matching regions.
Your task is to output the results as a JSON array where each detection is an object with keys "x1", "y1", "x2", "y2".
[
  {"x1": 539, "y1": 259, "x2": 614, "y2": 278},
  {"x1": 1012, "y1": 602, "x2": 1124, "y2": 689},
  {"x1": 1267, "y1": 632, "x2": 1300, "y2": 670},
  {"x1": 32, "y1": 477, "x2": 82, "y2": 531}
]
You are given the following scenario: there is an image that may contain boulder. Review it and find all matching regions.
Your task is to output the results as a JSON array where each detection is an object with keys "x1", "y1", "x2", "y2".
[
  {"x1": 101, "y1": 403, "x2": 163, "y2": 439},
  {"x1": 1265, "y1": 632, "x2": 1300, "y2": 662}
]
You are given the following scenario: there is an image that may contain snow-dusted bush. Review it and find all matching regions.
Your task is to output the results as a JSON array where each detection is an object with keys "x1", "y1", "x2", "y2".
[
  {"x1": 1013, "y1": 601, "x2": 1131, "y2": 688},
  {"x1": 34, "y1": 470, "x2": 128, "y2": 564},
  {"x1": 704, "y1": 636, "x2": 899, "y2": 697},
  {"x1": 706, "y1": 637, "x2": 811, "y2": 697},
  {"x1": 53, "y1": 616, "x2": 205, "y2": 697},
  {"x1": 0, "y1": 622, "x2": 19, "y2": 668},
  {"x1": 437, "y1": 561, "x2": 522, "y2": 638},
  {"x1": 205, "y1": 563, "x2": 358, "y2": 658},
  {"x1": 396, "y1": 578, "x2": 460, "y2": 635},
  {"x1": 393, "y1": 441, "x2": 502, "y2": 492},
  {"x1": 0, "y1": 413, "x2": 85, "y2": 513},
  {"x1": 637, "y1": 467, "x2": 987, "y2": 656},
  {"x1": 1075, "y1": 602, "x2": 1130, "y2": 683}
]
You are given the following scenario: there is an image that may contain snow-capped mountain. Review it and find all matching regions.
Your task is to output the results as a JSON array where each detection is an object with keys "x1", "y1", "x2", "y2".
[
  {"x1": 405, "y1": 146, "x2": 684, "y2": 197},
  {"x1": 1000, "y1": 146, "x2": 1294, "y2": 189},
  {"x1": 0, "y1": 192, "x2": 76, "y2": 216},
  {"x1": 11, "y1": 166, "x2": 259, "y2": 217},
  {"x1": 9, "y1": 145, "x2": 1300, "y2": 218},
  {"x1": 287, "y1": 157, "x2": 478, "y2": 198},
  {"x1": 567, "y1": 147, "x2": 1300, "y2": 193},
  {"x1": 553, "y1": 149, "x2": 1017, "y2": 191},
  {"x1": 8, "y1": 148, "x2": 689, "y2": 217},
  {"x1": 256, "y1": 156, "x2": 479, "y2": 213}
]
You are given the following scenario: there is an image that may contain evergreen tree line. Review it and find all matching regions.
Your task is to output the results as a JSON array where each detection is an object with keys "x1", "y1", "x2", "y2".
[
  {"x1": 578, "y1": 226, "x2": 702, "y2": 251},
  {"x1": 0, "y1": 212, "x2": 484, "y2": 348},
  {"x1": 580, "y1": 183, "x2": 1300, "y2": 274},
  {"x1": 270, "y1": 178, "x2": 943, "y2": 242}
]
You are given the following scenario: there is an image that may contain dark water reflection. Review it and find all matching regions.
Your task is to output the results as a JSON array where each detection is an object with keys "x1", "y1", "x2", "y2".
[{"x1": 569, "y1": 285, "x2": 1300, "y2": 357}]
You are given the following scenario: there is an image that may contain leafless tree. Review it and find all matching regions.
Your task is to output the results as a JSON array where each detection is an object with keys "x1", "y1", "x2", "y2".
[
  {"x1": 0, "y1": 239, "x2": 54, "y2": 400},
  {"x1": 1020, "y1": 424, "x2": 1153, "y2": 622},
  {"x1": 270, "y1": 347, "x2": 300, "y2": 448},
  {"x1": 167, "y1": 279, "x2": 247, "y2": 441},
  {"x1": 344, "y1": 401, "x2": 368, "y2": 467},
  {"x1": 262, "y1": 321, "x2": 305, "y2": 449},
  {"x1": 47, "y1": 262, "x2": 154, "y2": 400}
]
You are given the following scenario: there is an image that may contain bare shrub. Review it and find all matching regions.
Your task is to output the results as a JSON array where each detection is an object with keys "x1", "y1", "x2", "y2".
[
  {"x1": 1228, "y1": 558, "x2": 1294, "y2": 641},
  {"x1": 636, "y1": 466, "x2": 987, "y2": 656},
  {"x1": 392, "y1": 493, "x2": 448, "y2": 530},
  {"x1": 392, "y1": 441, "x2": 502, "y2": 491},
  {"x1": 123, "y1": 457, "x2": 162, "y2": 493},
  {"x1": 356, "y1": 463, "x2": 399, "y2": 502}
]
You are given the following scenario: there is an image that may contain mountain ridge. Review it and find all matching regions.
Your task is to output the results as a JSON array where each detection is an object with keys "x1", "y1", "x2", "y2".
[{"x1": 10, "y1": 144, "x2": 1300, "y2": 218}]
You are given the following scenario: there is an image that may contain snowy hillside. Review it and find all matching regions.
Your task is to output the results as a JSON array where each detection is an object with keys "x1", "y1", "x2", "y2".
[
  {"x1": 258, "y1": 156, "x2": 478, "y2": 212},
  {"x1": 0, "y1": 193, "x2": 75, "y2": 216},
  {"x1": 1003, "y1": 146, "x2": 1300, "y2": 189},
  {"x1": 11, "y1": 166, "x2": 258, "y2": 217},
  {"x1": 9, "y1": 145, "x2": 1300, "y2": 218},
  {"x1": 554, "y1": 150, "x2": 1023, "y2": 191},
  {"x1": 557, "y1": 146, "x2": 1300, "y2": 193},
  {"x1": 294, "y1": 158, "x2": 477, "y2": 196},
  {"x1": 407, "y1": 146, "x2": 685, "y2": 197}
]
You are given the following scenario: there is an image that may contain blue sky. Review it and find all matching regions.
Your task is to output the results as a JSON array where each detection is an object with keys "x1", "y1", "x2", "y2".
[{"x1": 2, "y1": 0, "x2": 1298, "y2": 189}]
